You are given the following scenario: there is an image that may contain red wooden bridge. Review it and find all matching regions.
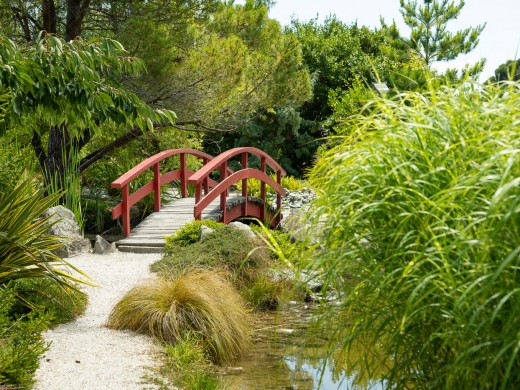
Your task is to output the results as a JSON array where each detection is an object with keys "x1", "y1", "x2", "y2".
[{"x1": 111, "y1": 147, "x2": 287, "y2": 252}]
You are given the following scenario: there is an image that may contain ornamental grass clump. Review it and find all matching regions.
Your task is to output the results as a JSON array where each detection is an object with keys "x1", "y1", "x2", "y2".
[
  {"x1": 308, "y1": 81, "x2": 520, "y2": 389},
  {"x1": 107, "y1": 269, "x2": 250, "y2": 363}
]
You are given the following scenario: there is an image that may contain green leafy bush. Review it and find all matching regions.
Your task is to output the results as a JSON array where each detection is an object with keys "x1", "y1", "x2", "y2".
[
  {"x1": 107, "y1": 270, "x2": 250, "y2": 363},
  {"x1": 0, "y1": 284, "x2": 51, "y2": 388},
  {"x1": 164, "y1": 220, "x2": 225, "y2": 249},
  {"x1": 308, "y1": 82, "x2": 520, "y2": 389},
  {"x1": 203, "y1": 106, "x2": 322, "y2": 178}
]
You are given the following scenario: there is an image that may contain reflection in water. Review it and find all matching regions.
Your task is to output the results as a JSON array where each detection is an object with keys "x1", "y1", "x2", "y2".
[{"x1": 220, "y1": 305, "x2": 386, "y2": 389}]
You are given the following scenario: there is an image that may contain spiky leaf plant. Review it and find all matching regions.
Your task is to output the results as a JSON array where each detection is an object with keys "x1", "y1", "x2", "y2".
[
  {"x1": 0, "y1": 180, "x2": 91, "y2": 289},
  {"x1": 107, "y1": 269, "x2": 250, "y2": 363},
  {"x1": 308, "y1": 81, "x2": 520, "y2": 389}
]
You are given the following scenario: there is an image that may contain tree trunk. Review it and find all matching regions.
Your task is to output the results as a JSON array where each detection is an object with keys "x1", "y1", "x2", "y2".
[
  {"x1": 42, "y1": 0, "x2": 57, "y2": 34},
  {"x1": 65, "y1": 0, "x2": 91, "y2": 41},
  {"x1": 30, "y1": 124, "x2": 77, "y2": 198}
]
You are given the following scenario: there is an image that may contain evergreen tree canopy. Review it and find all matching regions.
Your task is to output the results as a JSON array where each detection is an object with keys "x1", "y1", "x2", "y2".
[
  {"x1": 489, "y1": 59, "x2": 520, "y2": 82},
  {"x1": 399, "y1": 0, "x2": 484, "y2": 67}
]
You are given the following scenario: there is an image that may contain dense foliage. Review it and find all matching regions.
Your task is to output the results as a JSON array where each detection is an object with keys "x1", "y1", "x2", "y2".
[
  {"x1": 164, "y1": 220, "x2": 225, "y2": 248},
  {"x1": 204, "y1": 106, "x2": 321, "y2": 177},
  {"x1": 119, "y1": 0, "x2": 311, "y2": 132},
  {"x1": 0, "y1": 33, "x2": 175, "y2": 181},
  {"x1": 308, "y1": 82, "x2": 520, "y2": 388},
  {"x1": 290, "y1": 16, "x2": 428, "y2": 130},
  {"x1": 489, "y1": 59, "x2": 520, "y2": 82}
]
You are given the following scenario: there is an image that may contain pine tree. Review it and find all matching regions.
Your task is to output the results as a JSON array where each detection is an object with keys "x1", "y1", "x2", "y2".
[{"x1": 399, "y1": 0, "x2": 485, "y2": 67}]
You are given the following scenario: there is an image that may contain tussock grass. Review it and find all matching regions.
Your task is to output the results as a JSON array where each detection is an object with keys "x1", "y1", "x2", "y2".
[
  {"x1": 107, "y1": 269, "x2": 250, "y2": 363},
  {"x1": 308, "y1": 81, "x2": 520, "y2": 389}
]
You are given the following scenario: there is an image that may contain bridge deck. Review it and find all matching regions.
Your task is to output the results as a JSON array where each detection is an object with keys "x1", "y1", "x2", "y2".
[{"x1": 116, "y1": 196, "x2": 223, "y2": 253}]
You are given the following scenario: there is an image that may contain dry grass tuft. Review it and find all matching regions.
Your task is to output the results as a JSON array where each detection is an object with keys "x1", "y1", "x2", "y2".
[{"x1": 107, "y1": 269, "x2": 250, "y2": 363}]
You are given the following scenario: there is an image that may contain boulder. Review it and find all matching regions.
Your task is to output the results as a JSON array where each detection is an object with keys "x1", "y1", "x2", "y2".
[
  {"x1": 200, "y1": 225, "x2": 215, "y2": 241},
  {"x1": 279, "y1": 207, "x2": 311, "y2": 243},
  {"x1": 41, "y1": 206, "x2": 91, "y2": 258},
  {"x1": 228, "y1": 221, "x2": 255, "y2": 237},
  {"x1": 93, "y1": 235, "x2": 116, "y2": 255}
]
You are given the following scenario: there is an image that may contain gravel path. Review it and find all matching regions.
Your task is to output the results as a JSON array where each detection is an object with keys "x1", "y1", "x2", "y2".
[{"x1": 34, "y1": 251, "x2": 163, "y2": 390}]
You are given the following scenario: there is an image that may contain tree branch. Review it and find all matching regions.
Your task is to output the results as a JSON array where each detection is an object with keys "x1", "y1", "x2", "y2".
[
  {"x1": 79, "y1": 119, "x2": 237, "y2": 173},
  {"x1": 79, "y1": 126, "x2": 143, "y2": 172},
  {"x1": 173, "y1": 120, "x2": 237, "y2": 133}
]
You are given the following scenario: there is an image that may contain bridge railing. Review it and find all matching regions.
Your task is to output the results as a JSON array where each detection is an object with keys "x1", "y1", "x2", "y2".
[
  {"x1": 187, "y1": 147, "x2": 287, "y2": 224},
  {"x1": 111, "y1": 148, "x2": 226, "y2": 237}
]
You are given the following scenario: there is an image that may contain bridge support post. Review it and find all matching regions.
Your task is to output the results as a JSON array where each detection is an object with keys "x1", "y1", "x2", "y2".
[
  {"x1": 195, "y1": 184, "x2": 202, "y2": 220},
  {"x1": 242, "y1": 153, "x2": 248, "y2": 217},
  {"x1": 260, "y1": 157, "x2": 266, "y2": 221},
  {"x1": 203, "y1": 158, "x2": 210, "y2": 195},
  {"x1": 180, "y1": 153, "x2": 187, "y2": 198},
  {"x1": 153, "y1": 162, "x2": 161, "y2": 212},
  {"x1": 220, "y1": 161, "x2": 227, "y2": 223},
  {"x1": 122, "y1": 185, "x2": 130, "y2": 237}
]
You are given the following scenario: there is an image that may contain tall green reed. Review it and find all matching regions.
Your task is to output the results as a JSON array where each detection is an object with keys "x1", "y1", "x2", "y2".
[
  {"x1": 45, "y1": 145, "x2": 84, "y2": 232},
  {"x1": 307, "y1": 81, "x2": 520, "y2": 389}
]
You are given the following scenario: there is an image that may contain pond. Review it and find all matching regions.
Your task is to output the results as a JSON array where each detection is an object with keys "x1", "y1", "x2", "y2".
[{"x1": 220, "y1": 303, "x2": 386, "y2": 389}]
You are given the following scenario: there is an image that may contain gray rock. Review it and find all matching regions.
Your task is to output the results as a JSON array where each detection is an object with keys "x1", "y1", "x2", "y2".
[
  {"x1": 41, "y1": 206, "x2": 91, "y2": 258},
  {"x1": 228, "y1": 221, "x2": 255, "y2": 237},
  {"x1": 93, "y1": 235, "x2": 116, "y2": 255},
  {"x1": 200, "y1": 225, "x2": 215, "y2": 241},
  {"x1": 269, "y1": 269, "x2": 324, "y2": 293}
]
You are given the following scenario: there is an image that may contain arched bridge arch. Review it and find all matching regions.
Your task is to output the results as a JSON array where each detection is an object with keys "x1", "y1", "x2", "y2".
[{"x1": 111, "y1": 147, "x2": 286, "y2": 244}]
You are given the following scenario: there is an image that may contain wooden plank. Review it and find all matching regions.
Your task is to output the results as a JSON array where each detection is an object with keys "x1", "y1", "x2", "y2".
[{"x1": 115, "y1": 195, "x2": 233, "y2": 253}]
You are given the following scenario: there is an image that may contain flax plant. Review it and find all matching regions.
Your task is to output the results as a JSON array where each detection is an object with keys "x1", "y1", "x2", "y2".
[
  {"x1": 308, "y1": 81, "x2": 520, "y2": 389},
  {"x1": 0, "y1": 180, "x2": 91, "y2": 289}
]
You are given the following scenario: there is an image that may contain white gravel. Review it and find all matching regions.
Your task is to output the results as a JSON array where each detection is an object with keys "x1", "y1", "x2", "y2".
[{"x1": 34, "y1": 251, "x2": 163, "y2": 390}]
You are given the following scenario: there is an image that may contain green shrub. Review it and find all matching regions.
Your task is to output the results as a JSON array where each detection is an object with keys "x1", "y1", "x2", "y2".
[
  {"x1": 158, "y1": 223, "x2": 304, "y2": 309},
  {"x1": 10, "y1": 278, "x2": 88, "y2": 327},
  {"x1": 156, "y1": 225, "x2": 295, "y2": 309},
  {"x1": 150, "y1": 333, "x2": 222, "y2": 390},
  {"x1": 107, "y1": 269, "x2": 250, "y2": 363},
  {"x1": 0, "y1": 284, "x2": 51, "y2": 388},
  {"x1": 308, "y1": 82, "x2": 520, "y2": 389},
  {"x1": 164, "y1": 220, "x2": 224, "y2": 249}
]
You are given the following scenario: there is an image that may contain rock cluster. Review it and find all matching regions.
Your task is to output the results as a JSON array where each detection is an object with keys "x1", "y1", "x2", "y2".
[
  {"x1": 41, "y1": 206, "x2": 91, "y2": 258},
  {"x1": 268, "y1": 188, "x2": 316, "y2": 218}
]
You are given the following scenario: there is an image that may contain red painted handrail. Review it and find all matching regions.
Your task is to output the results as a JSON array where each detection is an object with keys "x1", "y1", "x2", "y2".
[
  {"x1": 112, "y1": 148, "x2": 220, "y2": 237},
  {"x1": 188, "y1": 147, "x2": 286, "y2": 222}
]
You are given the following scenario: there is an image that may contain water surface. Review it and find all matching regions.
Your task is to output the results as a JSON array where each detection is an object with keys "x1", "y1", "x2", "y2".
[{"x1": 221, "y1": 304, "x2": 385, "y2": 389}]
